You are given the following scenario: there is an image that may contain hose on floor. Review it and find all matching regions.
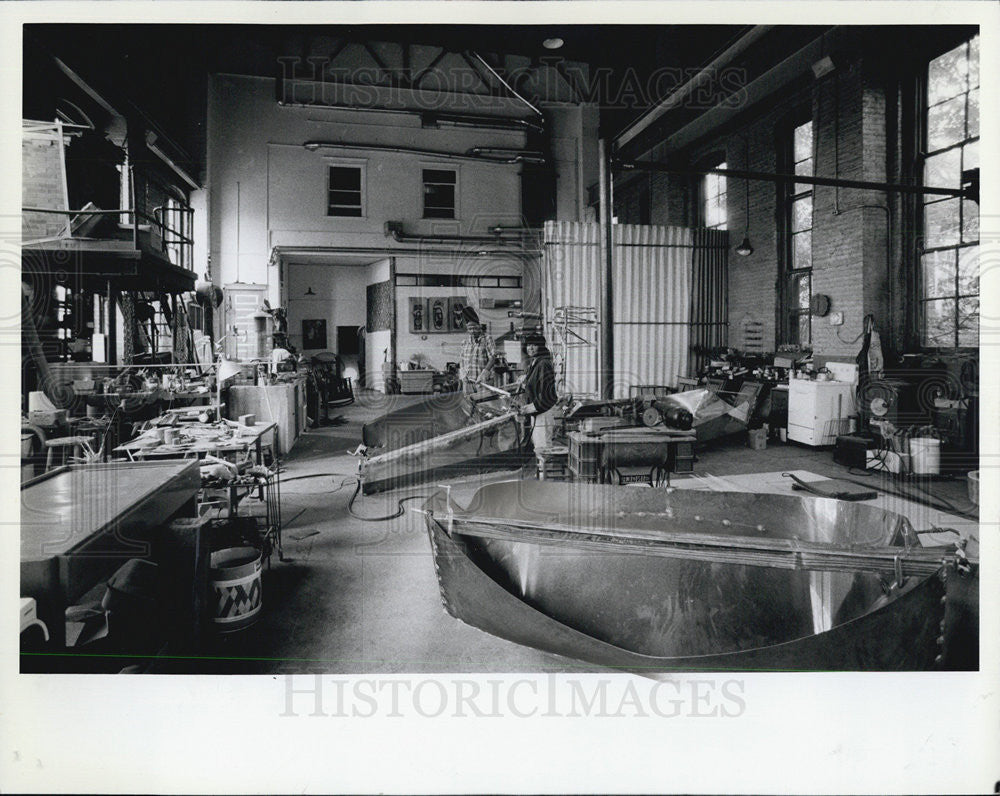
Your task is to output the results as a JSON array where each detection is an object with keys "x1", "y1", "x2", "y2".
[{"x1": 346, "y1": 477, "x2": 436, "y2": 522}]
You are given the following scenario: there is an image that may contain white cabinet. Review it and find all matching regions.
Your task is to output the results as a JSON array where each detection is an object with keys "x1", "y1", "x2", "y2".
[{"x1": 787, "y1": 379, "x2": 856, "y2": 446}]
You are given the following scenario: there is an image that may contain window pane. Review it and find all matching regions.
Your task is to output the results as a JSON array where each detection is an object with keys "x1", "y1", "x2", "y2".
[
  {"x1": 927, "y1": 95, "x2": 967, "y2": 151},
  {"x1": 968, "y1": 36, "x2": 979, "y2": 89},
  {"x1": 924, "y1": 198, "x2": 960, "y2": 248},
  {"x1": 967, "y1": 88, "x2": 978, "y2": 138},
  {"x1": 790, "y1": 271, "x2": 811, "y2": 310},
  {"x1": 957, "y1": 296, "x2": 979, "y2": 347},
  {"x1": 791, "y1": 196, "x2": 812, "y2": 233},
  {"x1": 792, "y1": 230, "x2": 812, "y2": 270},
  {"x1": 923, "y1": 298, "x2": 956, "y2": 347},
  {"x1": 962, "y1": 199, "x2": 979, "y2": 244},
  {"x1": 328, "y1": 190, "x2": 361, "y2": 206},
  {"x1": 963, "y1": 140, "x2": 979, "y2": 171},
  {"x1": 958, "y1": 246, "x2": 979, "y2": 295},
  {"x1": 924, "y1": 149, "x2": 961, "y2": 190},
  {"x1": 921, "y1": 250, "x2": 956, "y2": 299},
  {"x1": 793, "y1": 122, "x2": 813, "y2": 162},
  {"x1": 794, "y1": 157, "x2": 813, "y2": 177},
  {"x1": 329, "y1": 167, "x2": 361, "y2": 190},
  {"x1": 498, "y1": 277, "x2": 520, "y2": 288},
  {"x1": 423, "y1": 169, "x2": 456, "y2": 184},
  {"x1": 424, "y1": 184, "x2": 455, "y2": 217},
  {"x1": 798, "y1": 313, "x2": 811, "y2": 346},
  {"x1": 928, "y1": 43, "x2": 969, "y2": 105}
]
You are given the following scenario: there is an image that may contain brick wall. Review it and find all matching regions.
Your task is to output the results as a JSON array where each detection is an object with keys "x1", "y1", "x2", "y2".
[
  {"x1": 631, "y1": 46, "x2": 901, "y2": 359},
  {"x1": 23, "y1": 134, "x2": 70, "y2": 240}
]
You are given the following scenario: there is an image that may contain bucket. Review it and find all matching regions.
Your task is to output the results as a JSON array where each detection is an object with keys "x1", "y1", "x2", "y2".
[
  {"x1": 210, "y1": 547, "x2": 262, "y2": 631},
  {"x1": 968, "y1": 471, "x2": 979, "y2": 505},
  {"x1": 909, "y1": 437, "x2": 941, "y2": 475},
  {"x1": 747, "y1": 426, "x2": 768, "y2": 451}
]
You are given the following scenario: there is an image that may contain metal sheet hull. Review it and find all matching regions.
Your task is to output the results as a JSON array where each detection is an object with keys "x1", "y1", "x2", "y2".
[
  {"x1": 362, "y1": 393, "x2": 474, "y2": 451},
  {"x1": 424, "y1": 481, "x2": 978, "y2": 672},
  {"x1": 361, "y1": 395, "x2": 531, "y2": 494}
]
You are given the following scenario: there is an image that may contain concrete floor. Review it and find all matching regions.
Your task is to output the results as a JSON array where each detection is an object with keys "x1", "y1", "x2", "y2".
[{"x1": 168, "y1": 390, "x2": 979, "y2": 674}]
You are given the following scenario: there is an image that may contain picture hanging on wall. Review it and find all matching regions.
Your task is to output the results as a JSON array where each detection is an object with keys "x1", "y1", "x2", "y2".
[
  {"x1": 428, "y1": 297, "x2": 448, "y2": 333},
  {"x1": 302, "y1": 318, "x2": 328, "y2": 350},
  {"x1": 448, "y1": 296, "x2": 470, "y2": 331}
]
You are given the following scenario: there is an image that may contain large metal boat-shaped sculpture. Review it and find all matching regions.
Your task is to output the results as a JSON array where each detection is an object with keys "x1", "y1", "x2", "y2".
[
  {"x1": 423, "y1": 481, "x2": 978, "y2": 672},
  {"x1": 360, "y1": 391, "x2": 531, "y2": 494}
]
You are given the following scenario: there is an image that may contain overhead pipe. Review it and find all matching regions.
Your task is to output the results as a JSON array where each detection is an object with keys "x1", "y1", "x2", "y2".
[
  {"x1": 598, "y1": 139, "x2": 615, "y2": 401},
  {"x1": 303, "y1": 140, "x2": 544, "y2": 165},
  {"x1": 384, "y1": 222, "x2": 530, "y2": 247},
  {"x1": 272, "y1": 244, "x2": 539, "y2": 263},
  {"x1": 279, "y1": 99, "x2": 543, "y2": 133},
  {"x1": 615, "y1": 160, "x2": 975, "y2": 201}
]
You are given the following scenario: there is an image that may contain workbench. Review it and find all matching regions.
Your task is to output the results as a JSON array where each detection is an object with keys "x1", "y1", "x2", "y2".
[
  {"x1": 20, "y1": 460, "x2": 201, "y2": 649},
  {"x1": 113, "y1": 419, "x2": 278, "y2": 465}
]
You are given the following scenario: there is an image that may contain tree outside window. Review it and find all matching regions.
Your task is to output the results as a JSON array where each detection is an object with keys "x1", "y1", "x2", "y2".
[
  {"x1": 702, "y1": 162, "x2": 727, "y2": 230},
  {"x1": 783, "y1": 119, "x2": 813, "y2": 346},
  {"x1": 921, "y1": 35, "x2": 979, "y2": 348}
]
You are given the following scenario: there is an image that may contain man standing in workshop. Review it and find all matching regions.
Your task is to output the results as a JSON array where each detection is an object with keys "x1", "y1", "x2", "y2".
[
  {"x1": 518, "y1": 332, "x2": 558, "y2": 450},
  {"x1": 460, "y1": 312, "x2": 497, "y2": 394}
]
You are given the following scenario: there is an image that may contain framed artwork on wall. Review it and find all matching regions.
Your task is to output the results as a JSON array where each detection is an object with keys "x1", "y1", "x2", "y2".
[
  {"x1": 448, "y1": 296, "x2": 470, "y2": 331},
  {"x1": 408, "y1": 298, "x2": 428, "y2": 333},
  {"x1": 428, "y1": 297, "x2": 448, "y2": 333},
  {"x1": 302, "y1": 318, "x2": 328, "y2": 350}
]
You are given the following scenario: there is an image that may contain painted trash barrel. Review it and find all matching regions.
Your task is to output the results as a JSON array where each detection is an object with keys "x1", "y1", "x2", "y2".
[{"x1": 210, "y1": 546, "x2": 262, "y2": 631}]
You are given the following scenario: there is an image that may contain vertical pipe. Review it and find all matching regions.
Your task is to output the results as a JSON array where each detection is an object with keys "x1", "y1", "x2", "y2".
[
  {"x1": 598, "y1": 139, "x2": 614, "y2": 400},
  {"x1": 107, "y1": 281, "x2": 118, "y2": 365}
]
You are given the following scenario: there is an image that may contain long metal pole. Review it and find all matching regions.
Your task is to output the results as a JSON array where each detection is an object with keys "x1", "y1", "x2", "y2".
[
  {"x1": 616, "y1": 160, "x2": 973, "y2": 200},
  {"x1": 598, "y1": 139, "x2": 614, "y2": 400}
]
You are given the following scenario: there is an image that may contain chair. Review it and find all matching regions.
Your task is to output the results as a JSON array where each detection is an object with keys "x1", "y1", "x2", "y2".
[{"x1": 44, "y1": 435, "x2": 98, "y2": 470}]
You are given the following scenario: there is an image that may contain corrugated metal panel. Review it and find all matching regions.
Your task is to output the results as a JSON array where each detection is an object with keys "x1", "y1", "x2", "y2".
[
  {"x1": 612, "y1": 224, "x2": 692, "y2": 396},
  {"x1": 543, "y1": 221, "x2": 601, "y2": 396},
  {"x1": 543, "y1": 221, "x2": 701, "y2": 398}
]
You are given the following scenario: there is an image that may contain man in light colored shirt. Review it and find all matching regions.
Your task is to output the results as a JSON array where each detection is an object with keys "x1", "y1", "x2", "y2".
[{"x1": 460, "y1": 322, "x2": 497, "y2": 394}]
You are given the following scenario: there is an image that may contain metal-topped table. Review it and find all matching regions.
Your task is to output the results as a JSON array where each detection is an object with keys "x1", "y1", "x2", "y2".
[{"x1": 21, "y1": 460, "x2": 201, "y2": 648}]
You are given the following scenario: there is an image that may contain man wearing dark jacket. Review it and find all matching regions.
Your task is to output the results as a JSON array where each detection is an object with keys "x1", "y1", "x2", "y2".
[{"x1": 518, "y1": 333, "x2": 558, "y2": 449}]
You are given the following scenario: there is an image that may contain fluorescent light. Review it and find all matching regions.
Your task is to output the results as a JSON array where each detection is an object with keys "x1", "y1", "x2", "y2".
[{"x1": 542, "y1": 38, "x2": 564, "y2": 50}]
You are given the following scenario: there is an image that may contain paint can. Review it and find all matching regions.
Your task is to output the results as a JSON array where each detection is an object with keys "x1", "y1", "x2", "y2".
[
  {"x1": 909, "y1": 437, "x2": 941, "y2": 475},
  {"x1": 163, "y1": 428, "x2": 178, "y2": 445},
  {"x1": 210, "y1": 547, "x2": 262, "y2": 631}
]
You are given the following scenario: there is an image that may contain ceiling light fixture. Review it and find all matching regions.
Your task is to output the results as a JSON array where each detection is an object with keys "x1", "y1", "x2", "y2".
[
  {"x1": 542, "y1": 37, "x2": 564, "y2": 50},
  {"x1": 305, "y1": 287, "x2": 316, "y2": 296},
  {"x1": 736, "y1": 136, "x2": 754, "y2": 257}
]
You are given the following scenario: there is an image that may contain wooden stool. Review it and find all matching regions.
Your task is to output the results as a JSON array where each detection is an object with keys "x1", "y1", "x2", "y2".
[{"x1": 44, "y1": 436, "x2": 97, "y2": 470}]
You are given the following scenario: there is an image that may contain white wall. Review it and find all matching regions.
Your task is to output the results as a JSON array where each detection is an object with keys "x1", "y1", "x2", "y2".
[
  {"x1": 208, "y1": 74, "x2": 530, "y2": 299},
  {"x1": 285, "y1": 263, "x2": 369, "y2": 353},
  {"x1": 366, "y1": 329, "x2": 392, "y2": 391},
  {"x1": 392, "y1": 254, "x2": 522, "y2": 372}
]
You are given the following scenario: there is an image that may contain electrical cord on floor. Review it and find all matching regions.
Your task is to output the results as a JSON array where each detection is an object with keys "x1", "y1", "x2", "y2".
[
  {"x1": 346, "y1": 477, "x2": 436, "y2": 522},
  {"x1": 282, "y1": 470, "x2": 436, "y2": 521},
  {"x1": 281, "y1": 472, "x2": 355, "y2": 484}
]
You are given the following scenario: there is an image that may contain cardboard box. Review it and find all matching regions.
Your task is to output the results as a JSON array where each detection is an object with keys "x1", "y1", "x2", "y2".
[{"x1": 29, "y1": 409, "x2": 67, "y2": 427}]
